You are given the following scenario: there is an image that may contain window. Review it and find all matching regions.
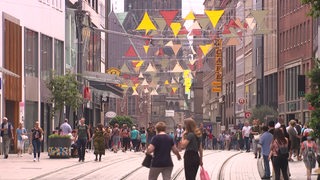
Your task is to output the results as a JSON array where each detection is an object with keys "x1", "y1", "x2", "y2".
[
  {"x1": 108, "y1": 98, "x2": 117, "y2": 112},
  {"x1": 128, "y1": 96, "x2": 136, "y2": 115},
  {"x1": 40, "y1": 34, "x2": 53, "y2": 81},
  {"x1": 24, "y1": 28, "x2": 38, "y2": 77},
  {"x1": 54, "y1": 39, "x2": 64, "y2": 75}
]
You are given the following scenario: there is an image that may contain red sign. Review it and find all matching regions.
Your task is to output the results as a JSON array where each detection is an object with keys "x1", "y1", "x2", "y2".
[
  {"x1": 244, "y1": 112, "x2": 251, "y2": 118},
  {"x1": 238, "y1": 98, "x2": 246, "y2": 105}
]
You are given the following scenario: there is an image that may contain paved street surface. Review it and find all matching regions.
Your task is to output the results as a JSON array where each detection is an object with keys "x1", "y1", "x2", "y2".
[{"x1": 0, "y1": 150, "x2": 318, "y2": 180}]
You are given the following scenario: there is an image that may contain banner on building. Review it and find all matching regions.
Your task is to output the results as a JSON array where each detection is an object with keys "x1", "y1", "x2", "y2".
[{"x1": 212, "y1": 38, "x2": 223, "y2": 92}]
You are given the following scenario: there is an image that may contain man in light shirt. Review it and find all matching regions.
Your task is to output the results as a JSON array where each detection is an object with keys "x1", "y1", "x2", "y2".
[
  {"x1": 60, "y1": 119, "x2": 72, "y2": 135},
  {"x1": 242, "y1": 121, "x2": 251, "y2": 152}
]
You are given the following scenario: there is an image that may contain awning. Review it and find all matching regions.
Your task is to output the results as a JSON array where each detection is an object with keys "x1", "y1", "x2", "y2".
[
  {"x1": 89, "y1": 80, "x2": 123, "y2": 99},
  {"x1": 0, "y1": 67, "x2": 20, "y2": 78},
  {"x1": 82, "y1": 71, "x2": 123, "y2": 84}
]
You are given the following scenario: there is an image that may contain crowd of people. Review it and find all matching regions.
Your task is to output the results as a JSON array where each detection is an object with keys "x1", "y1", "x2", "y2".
[{"x1": 1, "y1": 116, "x2": 320, "y2": 180}]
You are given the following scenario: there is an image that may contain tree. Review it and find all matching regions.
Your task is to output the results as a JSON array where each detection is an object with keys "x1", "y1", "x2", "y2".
[
  {"x1": 301, "y1": 0, "x2": 320, "y2": 17},
  {"x1": 109, "y1": 116, "x2": 134, "y2": 128},
  {"x1": 47, "y1": 71, "x2": 83, "y2": 125},
  {"x1": 251, "y1": 105, "x2": 278, "y2": 124},
  {"x1": 305, "y1": 59, "x2": 320, "y2": 138}
]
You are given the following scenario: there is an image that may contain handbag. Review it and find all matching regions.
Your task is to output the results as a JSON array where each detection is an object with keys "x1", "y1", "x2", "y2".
[
  {"x1": 142, "y1": 154, "x2": 153, "y2": 168},
  {"x1": 253, "y1": 134, "x2": 260, "y2": 141},
  {"x1": 21, "y1": 135, "x2": 28, "y2": 141},
  {"x1": 200, "y1": 166, "x2": 210, "y2": 180}
]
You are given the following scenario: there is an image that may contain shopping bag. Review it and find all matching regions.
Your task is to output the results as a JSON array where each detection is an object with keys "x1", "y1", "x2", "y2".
[
  {"x1": 142, "y1": 154, "x2": 153, "y2": 168},
  {"x1": 200, "y1": 166, "x2": 210, "y2": 180},
  {"x1": 28, "y1": 144, "x2": 33, "y2": 155}
]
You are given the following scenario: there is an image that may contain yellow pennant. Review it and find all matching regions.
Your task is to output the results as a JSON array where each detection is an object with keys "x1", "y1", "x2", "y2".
[
  {"x1": 205, "y1": 10, "x2": 225, "y2": 28},
  {"x1": 170, "y1": 22, "x2": 181, "y2": 37},
  {"x1": 164, "y1": 80, "x2": 170, "y2": 85},
  {"x1": 143, "y1": 45, "x2": 149, "y2": 54},
  {"x1": 199, "y1": 44, "x2": 212, "y2": 56},
  {"x1": 136, "y1": 12, "x2": 157, "y2": 34},
  {"x1": 172, "y1": 87, "x2": 178, "y2": 93},
  {"x1": 184, "y1": 11, "x2": 195, "y2": 20}
]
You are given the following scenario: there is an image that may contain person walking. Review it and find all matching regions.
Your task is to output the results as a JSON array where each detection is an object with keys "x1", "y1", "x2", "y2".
[
  {"x1": 175, "y1": 124, "x2": 184, "y2": 150},
  {"x1": 287, "y1": 119, "x2": 301, "y2": 161},
  {"x1": 259, "y1": 126, "x2": 273, "y2": 179},
  {"x1": 0, "y1": 117, "x2": 14, "y2": 159},
  {"x1": 146, "y1": 121, "x2": 181, "y2": 180},
  {"x1": 251, "y1": 119, "x2": 262, "y2": 158},
  {"x1": 130, "y1": 126, "x2": 140, "y2": 152},
  {"x1": 269, "y1": 128, "x2": 289, "y2": 180},
  {"x1": 111, "y1": 123, "x2": 120, "y2": 153},
  {"x1": 60, "y1": 118, "x2": 72, "y2": 135},
  {"x1": 120, "y1": 124, "x2": 130, "y2": 152},
  {"x1": 16, "y1": 122, "x2": 27, "y2": 157},
  {"x1": 242, "y1": 121, "x2": 251, "y2": 152},
  {"x1": 31, "y1": 121, "x2": 43, "y2": 162},
  {"x1": 180, "y1": 118, "x2": 203, "y2": 180},
  {"x1": 300, "y1": 136, "x2": 318, "y2": 180},
  {"x1": 76, "y1": 117, "x2": 91, "y2": 162},
  {"x1": 92, "y1": 123, "x2": 105, "y2": 162}
]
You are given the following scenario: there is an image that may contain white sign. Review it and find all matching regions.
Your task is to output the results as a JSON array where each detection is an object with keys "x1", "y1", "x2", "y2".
[
  {"x1": 105, "y1": 111, "x2": 117, "y2": 118},
  {"x1": 165, "y1": 110, "x2": 175, "y2": 117}
]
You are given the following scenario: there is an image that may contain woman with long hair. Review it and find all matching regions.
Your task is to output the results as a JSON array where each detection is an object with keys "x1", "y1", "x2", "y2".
[
  {"x1": 269, "y1": 128, "x2": 289, "y2": 180},
  {"x1": 146, "y1": 121, "x2": 181, "y2": 180},
  {"x1": 31, "y1": 121, "x2": 43, "y2": 162},
  {"x1": 180, "y1": 118, "x2": 203, "y2": 180},
  {"x1": 300, "y1": 136, "x2": 318, "y2": 180},
  {"x1": 16, "y1": 122, "x2": 27, "y2": 157}
]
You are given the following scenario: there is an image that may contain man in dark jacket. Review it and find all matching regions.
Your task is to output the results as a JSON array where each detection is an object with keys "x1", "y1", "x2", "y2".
[{"x1": 0, "y1": 117, "x2": 14, "y2": 159}]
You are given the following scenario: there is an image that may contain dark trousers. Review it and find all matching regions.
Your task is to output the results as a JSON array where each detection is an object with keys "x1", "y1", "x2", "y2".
[
  {"x1": 131, "y1": 139, "x2": 139, "y2": 151},
  {"x1": 263, "y1": 155, "x2": 270, "y2": 177},
  {"x1": 184, "y1": 150, "x2": 200, "y2": 180},
  {"x1": 122, "y1": 137, "x2": 130, "y2": 151},
  {"x1": 78, "y1": 138, "x2": 87, "y2": 160},
  {"x1": 244, "y1": 137, "x2": 250, "y2": 151},
  {"x1": 32, "y1": 139, "x2": 41, "y2": 158},
  {"x1": 272, "y1": 156, "x2": 289, "y2": 180}
]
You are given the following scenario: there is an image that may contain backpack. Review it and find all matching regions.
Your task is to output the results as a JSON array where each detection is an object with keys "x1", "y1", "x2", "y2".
[
  {"x1": 304, "y1": 141, "x2": 316, "y2": 168},
  {"x1": 277, "y1": 140, "x2": 289, "y2": 158}
]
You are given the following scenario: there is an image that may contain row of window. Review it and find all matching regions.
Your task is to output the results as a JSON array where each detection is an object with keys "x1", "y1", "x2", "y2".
[
  {"x1": 279, "y1": 0, "x2": 304, "y2": 17},
  {"x1": 39, "y1": 0, "x2": 63, "y2": 11},
  {"x1": 24, "y1": 28, "x2": 64, "y2": 79},
  {"x1": 279, "y1": 20, "x2": 311, "y2": 52}
]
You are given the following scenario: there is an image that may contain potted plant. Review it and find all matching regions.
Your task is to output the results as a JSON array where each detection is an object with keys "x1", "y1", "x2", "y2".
[{"x1": 47, "y1": 134, "x2": 72, "y2": 158}]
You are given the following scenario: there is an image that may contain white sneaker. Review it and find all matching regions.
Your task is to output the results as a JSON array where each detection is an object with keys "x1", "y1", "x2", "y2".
[{"x1": 33, "y1": 158, "x2": 36, "y2": 162}]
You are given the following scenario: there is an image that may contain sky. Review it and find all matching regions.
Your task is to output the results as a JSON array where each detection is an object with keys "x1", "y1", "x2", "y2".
[{"x1": 110, "y1": 0, "x2": 205, "y2": 16}]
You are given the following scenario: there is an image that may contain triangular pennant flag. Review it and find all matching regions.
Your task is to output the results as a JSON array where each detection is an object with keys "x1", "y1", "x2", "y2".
[
  {"x1": 143, "y1": 45, "x2": 150, "y2": 54},
  {"x1": 145, "y1": 63, "x2": 156, "y2": 72},
  {"x1": 205, "y1": 10, "x2": 225, "y2": 28},
  {"x1": 190, "y1": 29, "x2": 202, "y2": 36},
  {"x1": 188, "y1": 63, "x2": 195, "y2": 71},
  {"x1": 159, "y1": 86, "x2": 167, "y2": 94},
  {"x1": 132, "y1": 89, "x2": 139, "y2": 96},
  {"x1": 188, "y1": 21, "x2": 202, "y2": 31},
  {"x1": 172, "y1": 87, "x2": 178, "y2": 93},
  {"x1": 165, "y1": 41, "x2": 174, "y2": 47},
  {"x1": 250, "y1": 10, "x2": 268, "y2": 29},
  {"x1": 249, "y1": 22, "x2": 256, "y2": 30},
  {"x1": 137, "y1": 61, "x2": 144, "y2": 67},
  {"x1": 125, "y1": 45, "x2": 138, "y2": 57},
  {"x1": 156, "y1": 48, "x2": 164, "y2": 56},
  {"x1": 164, "y1": 80, "x2": 170, "y2": 85},
  {"x1": 144, "y1": 88, "x2": 149, "y2": 93},
  {"x1": 178, "y1": 26, "x2": 189, "y2": 35},
  {"x1": 198, "y1": 18, "x2": 210, "y2": 29},
  {"x1": 189, "y1": 58, "x2": 196, "y2": 65},
  {"x1": 120, "y1": 63, "x2": 131, "y2": 73},
  {"x1": 226, "y1": 38, "x2": 240, "y2": 46},
  {"x1": 222, "y1": 25, "x2": 231, "y2": 34},
  {"x1": 172, "y1": 44, "x2": 182, "y2": 56},
  {"x1": 184, "y1": 11, "x2": 195, "y2": 20},
  {"x1": 131, "y1": 60, "x2": 140, "y2": 67},
  {"x1": 136, "y1": 12, "x2": 157, "y2": 34},
  {"x1": 199, "y1": 44, "x2": 212, "y2": 56},
  {"x1": 171, "y1": 62, "x2": 184, "y2": 73},
  {"x1": 160, "y1": 10, "x2": 179, "y2": 26},
  {"x1": 115, "y1": 12, "x2": 128, "y2": 25},
  {"x1": 141, "y1": 79, "x2": 149, "y2": 86},
  {"x1": 150, "y1": 89, "x2": 159, "y2": 96},
  {"x1": 228, "y1": 19, "x2": 239, "y2": 28},
  {"x1": 170, "y1": 22, "x2": 181, "y2": 37},
  {"x1": 171, "y1": 77, "x2": 177, "y2": 84},
  {"x1": 138, "y1": 72, "x2": 144, "y2": 79},
  {"x1": 160, "y1": 59, "x2": 169, "y2": 70},
  {"x1": 246, "y1": 17, "x2": 255, "y2": 26},
  {"x1": 235, "y1": 18, "x2": 244, "y2": 29},
  {"x1": 154, "y1": 17, "x2": 167, "y2": 32}
]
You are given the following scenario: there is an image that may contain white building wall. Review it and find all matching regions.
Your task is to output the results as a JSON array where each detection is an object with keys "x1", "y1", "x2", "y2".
[{"x1": 0, "y1": 0, "x2": 65, "y2": 122}]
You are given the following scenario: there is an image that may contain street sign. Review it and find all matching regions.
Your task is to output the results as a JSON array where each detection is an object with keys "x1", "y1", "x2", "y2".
[
  {"x1": 238, "y1": 98, "x2": 246, "y2": 105},
  {"x1": 105, "y1": 111, "x2": 117, "y2": 118},
  {"x1": 212, "y1": 87, "x2": 222, "y2": 92},
  {"x1": 244, "y1": 112, "x2": 251, "y2": 118}
]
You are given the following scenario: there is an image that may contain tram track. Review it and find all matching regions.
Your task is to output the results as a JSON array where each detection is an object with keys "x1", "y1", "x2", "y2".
[{"x1": 217, "y1": 151, "x2": 242, "y2": 180}]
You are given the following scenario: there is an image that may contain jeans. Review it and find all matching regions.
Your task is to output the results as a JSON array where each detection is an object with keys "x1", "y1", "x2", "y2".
[
  {"x1": 244, "y1": 137, "x2": 250, "y2": 151},
  {"x1": 2, "y1": 135, "x2": 10, "y2": 156},
  {"x1": 272, "y1": 156, "x2": 289, "y2": 180},
  {"x1": 77, "y1": 138, "x2": 87, "y2": 161},
  {"x1": 263, "y1": 155, "x2": 270, "y2": 177},
  {"x1": 184, "y1": 150, "x2": 200, "y2": 180},
  {"x1": 32, "y1": 139, "x2": 41, "y2": 158}
]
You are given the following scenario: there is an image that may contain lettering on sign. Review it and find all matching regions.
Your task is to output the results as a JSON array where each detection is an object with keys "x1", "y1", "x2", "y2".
[
  {"x1": 215, "y1": 65, "x2": 222, "y2": 73},
  {"x1": 215, "y1": 72, "x2": 222, "y2": 81},
  {"x1": 216, "y1": 57, "x2": 222, "y2": 65},
  {"x1": 212, "y1": 87, "x2": 222, "y2": 92},
  {"x1": 215, "y1": 49, "x2": 222, "y2": 57}
]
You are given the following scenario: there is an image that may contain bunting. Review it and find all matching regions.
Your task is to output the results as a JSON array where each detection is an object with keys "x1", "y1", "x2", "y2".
[
  {"x1": 160, "y1": 10, "x2": 179, "y2": 26},
  {"x1": 125, "y1": 46, "x2": 138, "y2": 57},
  {"x1": 136, "y1": 12, "x2": 157, "y2": 34},
  {"x1": 205, "y1": 10, "x2": 225, "y2": 28},
  {"x1": 170, "y1": 22, "x2": 181, "y2": 37}
]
